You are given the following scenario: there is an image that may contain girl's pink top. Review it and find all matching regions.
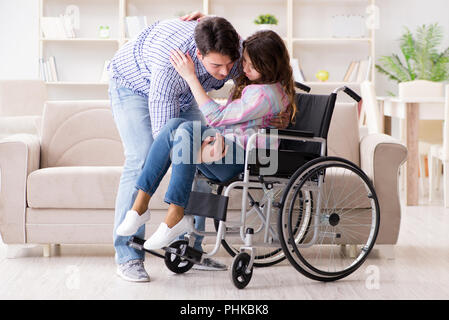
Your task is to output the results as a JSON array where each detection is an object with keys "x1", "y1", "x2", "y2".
[{"x1": 199, "y1": 82, "x2": 290, "y2": 149}]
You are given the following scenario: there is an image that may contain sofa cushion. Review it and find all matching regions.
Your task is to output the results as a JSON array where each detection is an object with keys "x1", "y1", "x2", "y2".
[
  {"x1": 40, "y1": 100, "x2": 124, "y2": 168},
  {"x1": 27, "y1": 166, "x2": 122, "y2": 209},
  {"x1": 27, "y1": 166, "x2": 173, "y2": 210},
  {"x1": 327, "y1": 103, "x2": 360, "y2": 166}
]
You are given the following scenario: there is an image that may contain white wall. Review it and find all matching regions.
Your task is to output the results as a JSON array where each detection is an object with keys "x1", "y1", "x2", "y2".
[
  {"x1": 1, "y1": 0, "x2": 448, "y2": 96},
  {"x1": 0, "y1": 0, "x2": 39, "y2": 80}
]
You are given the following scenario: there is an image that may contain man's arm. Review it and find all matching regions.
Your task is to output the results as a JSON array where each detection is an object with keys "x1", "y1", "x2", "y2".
[{"x1": 147, "y1": 67, "x2": 184, "y2": 137}]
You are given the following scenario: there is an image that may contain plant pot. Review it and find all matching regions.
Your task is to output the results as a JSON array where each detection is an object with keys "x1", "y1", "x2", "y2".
[{"x1": 257, "y1": 24, "x2": 276, "y2": 31}]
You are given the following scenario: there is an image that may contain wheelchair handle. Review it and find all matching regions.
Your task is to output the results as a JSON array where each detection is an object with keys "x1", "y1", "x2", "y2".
[
  {"x1": 343, "y1": 86, "x2": 362, "y2": 102},
  {"x1": 294, "y1": 81, "x2": 311, "y2": 93}
]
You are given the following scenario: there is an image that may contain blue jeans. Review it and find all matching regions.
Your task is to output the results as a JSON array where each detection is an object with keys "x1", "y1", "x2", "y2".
[
  {"x1": 135, "y1": 118, "x2": 245, "y2": 209},
  {"x1": 109, "y1": 79, "x2": 211, "y2": 265}
]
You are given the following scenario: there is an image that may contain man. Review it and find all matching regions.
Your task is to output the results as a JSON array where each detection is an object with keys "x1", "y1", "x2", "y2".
[{"x1": 108, "y1": 15, "x2": 289, "y2": 282}]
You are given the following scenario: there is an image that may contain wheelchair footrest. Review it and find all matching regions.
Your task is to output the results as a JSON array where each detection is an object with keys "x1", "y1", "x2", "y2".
[
  {"x1": 126, "y1": 236, "x2": 165, "y2": 259},
  {"x1": 184, "y1": 191, "x2": 229, "y2": 221},
  {"x1": 165, "y1": 244, "x2": 203, "y2": 264},
  {"x1": 127, "y1": 236, "x2": 203, "y2": 263}
]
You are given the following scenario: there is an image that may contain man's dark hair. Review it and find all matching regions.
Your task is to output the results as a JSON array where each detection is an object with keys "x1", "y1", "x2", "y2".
[{"x1": 194, "y1": 17, "x2": 240, "y2": 62}]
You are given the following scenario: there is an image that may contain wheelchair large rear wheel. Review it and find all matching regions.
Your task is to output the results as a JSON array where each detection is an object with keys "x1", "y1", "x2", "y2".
[{"x1": 278, "y1": 156, "x2": 380, "y2": 282}]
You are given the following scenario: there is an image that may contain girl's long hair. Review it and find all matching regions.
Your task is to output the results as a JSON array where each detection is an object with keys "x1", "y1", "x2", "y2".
[{"x1": 231, "y1": 30, "x2": 296, "y2": 121}]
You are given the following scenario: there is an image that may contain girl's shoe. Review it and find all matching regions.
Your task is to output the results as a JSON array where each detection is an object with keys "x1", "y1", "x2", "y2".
[
  {"x1": 116, "y1": 209, "x2": 151, "y2": 236},
  {"x1": 143, "y1": 215, "x2": 193, "y2": 250}
]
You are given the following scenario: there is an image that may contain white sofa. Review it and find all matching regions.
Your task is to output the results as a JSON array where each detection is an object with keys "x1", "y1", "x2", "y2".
[{"x1": 0, "y1": 99, "x2": 407, "y2": 255}]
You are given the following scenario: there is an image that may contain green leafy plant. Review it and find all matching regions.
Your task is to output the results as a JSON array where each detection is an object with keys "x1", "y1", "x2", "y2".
[
  {"x1": 254, "y1": 14, "x2": 278, "y2": 25},
  {"x1": 376, "y1": 23, "x2": 449, "y2": 83}
]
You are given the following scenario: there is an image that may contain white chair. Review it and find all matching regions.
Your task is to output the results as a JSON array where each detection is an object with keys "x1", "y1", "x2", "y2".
[
  {"x1": 429, "y1": 85, "x2": 449, "y2": 206},
  {"x1": 398, "y1": 80, "x2": 445, "y2": 195}
]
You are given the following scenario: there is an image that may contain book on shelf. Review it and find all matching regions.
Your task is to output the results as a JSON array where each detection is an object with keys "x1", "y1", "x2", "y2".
[
  {"x1": 126, "y1": 16, "x2": 148, "y2": 39},
  {"x1": 39, "y1": 56, "x2": 59, "y2": 82},
  {"x1": 342, "y1": 57, "x2": 372, "y2": 83},
  {"x1": 290, "y1": 58, "x2": 307, "y2": 83},
  {"x1": 363, "y1": 56, "x2": 372, "y2": 81},
  {"x1": 100, "y1": 60, "x2": 111, "y2": 83},
  {"x1": 41, "y1": 15, "x2": 76, "y2": 39},
  {"x1": 39, "y1": 58, "x2": 46, "y2": 81},
  {"x1": 48, "y1": 56, "x2": 59, "y2": 82},
  {"x1": 45, "y1": 61, "x2": 52, "y2": 82},
  {"x1": 343, "y1": 61, "x2": 357, "y2": 82}
]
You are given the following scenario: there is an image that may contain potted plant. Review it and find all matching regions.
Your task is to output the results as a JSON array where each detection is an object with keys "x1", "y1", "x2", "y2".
[
  {"x1": 254, "y1": 14, "x2": 278, "y2": 31},
  {"x1": 376, "y1": 23, "x2": 449, "y2": 95}
]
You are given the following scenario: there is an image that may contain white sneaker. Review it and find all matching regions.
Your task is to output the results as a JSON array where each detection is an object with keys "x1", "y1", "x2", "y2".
[
  {"x1": 116, "y1": 209, "x2": 151, "y2": 236},
  {"x1": 144, "y1": 215, "x2": 193, "y2": 250}
]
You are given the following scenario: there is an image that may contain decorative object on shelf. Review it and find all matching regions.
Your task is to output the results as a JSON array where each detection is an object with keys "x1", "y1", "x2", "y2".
[
  {"x1": 365, "y1": 4, "x2": 380, "y2": 31},
  {"x1": 254, "y1": 14, "x2": 278, "y2": 31},
  {"x1": 126, "y1": 16, "x2": 148, "y2": 39},
  {"x1": 65, "y1": 5, "x2": 80, "y2": 30},
  {"x1": 41, "y1": 15, "x2": 75, "y2": 39},
  {"x1": 41, "y1": 5, "x2": 78, "y2": 39},
  {"x1": 331, "y1": 14, "x2": 366, "y2": 38},
  {"x1": 315, "y1": 70, "x2": 329, "y2": 82},
  {"x1": 99, "y1": 26, "x2": 111, "y2": 39},
  {"x1": 376, "y1": 23, "x2": 449, "y2": 84}
]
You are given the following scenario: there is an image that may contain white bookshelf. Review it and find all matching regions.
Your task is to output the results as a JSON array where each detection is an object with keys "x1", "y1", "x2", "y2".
[
  {"x1": 38, "y1": 0, "x2": 376, "y2": 100},
  {"x1": 292, "y1": 38, "x2": 371, "y2": 43},
  {"x1": 41, "y1": 38, "x2": 121, "y2": 43}
]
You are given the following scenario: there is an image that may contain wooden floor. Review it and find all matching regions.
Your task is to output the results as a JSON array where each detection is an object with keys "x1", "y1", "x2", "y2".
[{"x1": 1, "y1": 190, "x2": 449, "y2": 300}]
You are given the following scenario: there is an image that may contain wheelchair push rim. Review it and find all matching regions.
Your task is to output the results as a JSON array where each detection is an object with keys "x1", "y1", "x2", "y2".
[{"x1": 278, "y1": 156, "x2": 380, "y2": 282}]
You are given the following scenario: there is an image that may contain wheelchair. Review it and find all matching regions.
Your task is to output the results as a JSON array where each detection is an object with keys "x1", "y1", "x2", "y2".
[{"x1": 128, "y1": 83, "x2": 380, "y2": 289}]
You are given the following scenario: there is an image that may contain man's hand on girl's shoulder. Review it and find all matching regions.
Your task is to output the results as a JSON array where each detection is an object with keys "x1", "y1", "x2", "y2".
[{"x1": 180, "y1": 11, "x2": 205, "y2": 22}]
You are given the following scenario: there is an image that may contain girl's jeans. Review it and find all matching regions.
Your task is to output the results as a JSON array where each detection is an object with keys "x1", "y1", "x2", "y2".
[
  {"x1": 109, "y1": 79, "x2": 211, "y2": 265},
  {"x1": 135, "y1": 118, "x2": 245, "y2": 210}
]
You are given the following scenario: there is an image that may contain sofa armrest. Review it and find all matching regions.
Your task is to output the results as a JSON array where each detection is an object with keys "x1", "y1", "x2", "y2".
[
  {"x1": 360, "y1": 133, "x2": 407, "y2": 244},
  {"x1": 0, "y1": 134, "x2": 40, "y2": 244}
]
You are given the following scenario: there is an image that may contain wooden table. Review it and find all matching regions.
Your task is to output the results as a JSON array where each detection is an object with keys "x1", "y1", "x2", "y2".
[{"x1": 379, "y1": 97, "x2": 445, "y2": 206}]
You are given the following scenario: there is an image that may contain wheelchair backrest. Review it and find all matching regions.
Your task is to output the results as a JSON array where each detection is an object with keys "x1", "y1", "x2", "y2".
[{"x1": 280, "y1": 92, "x2": 337, "y2": 155}]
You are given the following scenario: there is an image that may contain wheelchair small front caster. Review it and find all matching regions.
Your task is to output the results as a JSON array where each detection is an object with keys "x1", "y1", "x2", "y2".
[
  {"x1": 230, "y1": 252, "x2": 253, "y2": 289},
  {"x1": 164, "y1": 240, "x2": 194, "y2": 274}
]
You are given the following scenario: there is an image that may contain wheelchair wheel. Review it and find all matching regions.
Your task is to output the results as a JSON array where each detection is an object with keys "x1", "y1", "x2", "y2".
[
  {"x1": 215, "y1": 232, "x2": 285, "y2": 268},
  {"x1": 164, "y1": 240, "x2": 194, "y2": 274},
  {"x1": 278, "y1": 156, "x2": 380, "y2": 282},
  {"x1": 214, "y1": 187, "x2": 286, "y2": 268},
  {"x1": 230, "y1": 252, "x2": 253, "y2": 289}
]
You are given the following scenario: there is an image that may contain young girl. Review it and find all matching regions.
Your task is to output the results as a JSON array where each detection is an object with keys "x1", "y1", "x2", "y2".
[{"x1": 116, "y1": 30, "x2": 297, "y2": 251}]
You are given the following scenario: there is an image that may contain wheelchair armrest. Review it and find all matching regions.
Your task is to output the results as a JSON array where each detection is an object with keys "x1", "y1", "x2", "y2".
[{"x1": 259, "y1": 128, "x2": 315, "y2": 138}]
